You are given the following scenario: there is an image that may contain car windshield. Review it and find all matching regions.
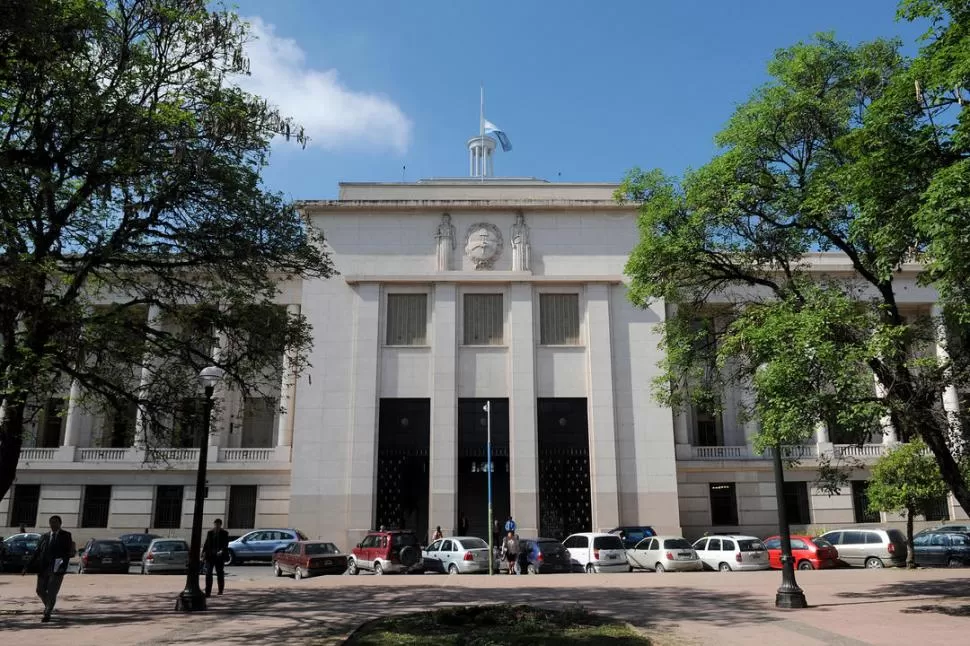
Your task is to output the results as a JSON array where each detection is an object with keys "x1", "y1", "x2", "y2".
[
  {"x1": 458, "y1": 538, "x2": 488, "y2": 549},
  {"x1": 305, "y1": 542, "x2": 339, "y2": 555},
  {"x1": 154, "y1": 541, "x2": 187, "y2": 552},
  {"x1": 663, "y1": 538, "x2": 692, "y2": 550},
  {"x1": 392, "y1": 533, "x2": 418, "y2": 547},
  {"x1": 738, "y1": 539, "x2": 765, "y2": 551},
  {"x1": 99, "y1": 542, "x2": 127, "y2": 554},
  {"x1": 537, "y1": 541, "x2": 565, "y2": 554},
  {"x1": 593, "y1": 536, "x2": 624, "y2": 549},
  {"x1": 812, "y1": 538, "x2": 834, "y2": 549}
]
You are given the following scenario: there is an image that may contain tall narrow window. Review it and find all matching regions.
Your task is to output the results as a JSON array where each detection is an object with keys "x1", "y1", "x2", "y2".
[
  {"x1": 172, "y1": 398, "x2": 205, "y2": 448},
  {"x1": 38, "y1": 398, "x2": 67, "y2": 448},
  {"x1": 539, "y1": 294, "x2": 581, "y2": 345},
  {"x1": 103, "y1": 402, "x2": 137, "y2": 448},
  {"x1": 242, "y1": 397, "x2": 277, "y2": 448},
  {"x1": 709, "y1": 483, "x2": 738, "y2": 526},
  {"x1": 694, "y1": 409, "x2": 722, "y2": 446},
  {"x1": 153, "y1": 485, "x2": 184, "y2": 529},
  {"x1": 9, "y1": 484, "x2": 40, "y2": 527},
  {"x1": 463, "y1": 294, "x2": 504, "y2": 345},
  {"x1": 923, "y1": 495, "x2": 951, "y2": 522},
  {"x1": 386, "y1": 294, "x2": 428, "y2": 345},
  {"x1": 227, "y1": 485, "x2": 258, "y2": 529},
  {"x1": 783, "y1": 482, "x2": 811, "y2": 525},
  {"x1": 81, "y1": 485, "x2": 112, "y2": 528},
  {"x1": 851, "y1": 481, "x2": 880, "y2": 523}
]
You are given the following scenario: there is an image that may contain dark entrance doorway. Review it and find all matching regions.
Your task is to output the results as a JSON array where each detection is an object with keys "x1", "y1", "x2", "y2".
[
  {"x1": 375, "y1": 399, "x2": 430, "y2": 535},
  {"x1": 537, "y1": 398, "x2": 592, "y2": 540},
  {"x1": 457, "y1": 399, "x2": 510, "y2": 542}
]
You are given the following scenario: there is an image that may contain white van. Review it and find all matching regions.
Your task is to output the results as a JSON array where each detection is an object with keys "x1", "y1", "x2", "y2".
[
  {"x1": 562, "y1": 532, "x2": 628, "y2": 573},
  {"x1": 692, "y1": 535, "x2": 769, "y2": 571}
]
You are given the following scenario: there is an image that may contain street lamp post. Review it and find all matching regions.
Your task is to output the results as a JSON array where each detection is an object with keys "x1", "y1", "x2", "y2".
[
  {"x1": 176, "y1": 365, "x2": 224, "y2": 612},
  {"x1": 484, "y1": 400, "x2": 494, "y2": 576},
  {"x1": 772, "y1": 442, "x2": 808, "y2": 608}
]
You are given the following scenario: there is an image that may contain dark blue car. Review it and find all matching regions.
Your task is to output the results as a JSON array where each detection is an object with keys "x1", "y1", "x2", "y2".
[{"x1": 514, "y1": 538, "x2": 571, "y2": 574}]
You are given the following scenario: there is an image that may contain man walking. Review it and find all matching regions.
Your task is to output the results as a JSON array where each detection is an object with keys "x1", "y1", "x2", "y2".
[
  {"x1": 202, "y1": 518, "x2": 229, "y2": 597},
  {"x1": 24, "y1": 515, "x2": 73, "y2": 623}
]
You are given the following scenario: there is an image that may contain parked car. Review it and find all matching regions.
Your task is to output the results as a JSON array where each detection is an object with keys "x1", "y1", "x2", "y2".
[
  {"x1": 911, "y1": 531, "x2": 970, "y2": 568},
  {"x1": 692, "y1": 535, "x2": 769, "y2": 571},
  {"x1": 79, "y1": 538, "x2": 130, "y2": 574},
  {"x1": 818, "y1": 528, "x2": 907, "y2": 569},
  {"x1": 0, "y1": 533, "x2": 42, "y2": 572},
  {"x1": 512, "y1": 537, "x2": 572, "y2": 574},
  {"x1": 608, "y1": 526, "x2": 657, "y2": 550},
  {"x1": 763, "y1": 535, "x2": 838, "y2": 570},
  {"x1": 141, "y1": 538, "x2": 190, "y2": 574},
  {"x1": 119, "y1": 533, "x2": 161, "y2": 562},
  {"x1": 627, "y1": 535, "x2": 703, "y2": 572},
  {"x1": 422, "y1": 536, "x2": 490, "y2": 574},
  {"x1": 273, "y1": 541, "x2": 349, "y2": 579},
  {"x1": 348, "y1": 530, "x2": 422, "y2": 575},
  {"x1": 563, "y1": 532, "x2": 628, "y2": 573},
  {"x1": 226, "y1": 528, "x2": 307, "y2": 565},
  {"x1": 918, "y1": 523, "x2": 970, "y2": 535}
]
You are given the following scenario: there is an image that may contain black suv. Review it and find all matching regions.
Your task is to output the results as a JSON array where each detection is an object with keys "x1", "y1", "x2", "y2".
[{"x1": 119, "y1": 533, "x2": 160, "y2": 562}]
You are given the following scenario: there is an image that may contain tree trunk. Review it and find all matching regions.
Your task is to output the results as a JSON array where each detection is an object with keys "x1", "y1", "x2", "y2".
[
  {"x1": 915, "y1": 413, "x2": 970, "y2": 520},
  {"x1": 906, "y1": 506, "x2": 916, "y2": 569},
  {"x1": 0, "y1": 398, "x2": 26, "y2": 506}
]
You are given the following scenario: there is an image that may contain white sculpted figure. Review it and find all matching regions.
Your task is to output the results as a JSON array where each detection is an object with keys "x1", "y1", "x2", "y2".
[
  {"x1": 434, "y1": 213, "x2": 456, "y2": 271},
  {"x1": 510, "y1": 213, "x2": 531, "y2": 272}
]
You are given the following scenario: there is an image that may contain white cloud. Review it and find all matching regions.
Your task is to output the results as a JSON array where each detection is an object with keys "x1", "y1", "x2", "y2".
[{"x1": 236, "y1": 17, "x2": 412, "y2": 154}]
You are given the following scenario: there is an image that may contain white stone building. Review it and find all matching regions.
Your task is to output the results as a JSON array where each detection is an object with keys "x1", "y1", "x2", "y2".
[{"x1": 3, "y1": 137, "x2": 966, "y2": 546}]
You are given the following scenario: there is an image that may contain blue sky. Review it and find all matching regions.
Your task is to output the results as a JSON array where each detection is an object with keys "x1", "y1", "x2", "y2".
[{"x1": 230, "y1": 0, "x2": 928, "y2": 200}]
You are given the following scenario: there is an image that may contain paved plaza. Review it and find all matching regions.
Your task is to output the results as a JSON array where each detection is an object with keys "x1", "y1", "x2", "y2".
[{"x1": 1, "y1": 567, "x2": 968, "y2": 644}]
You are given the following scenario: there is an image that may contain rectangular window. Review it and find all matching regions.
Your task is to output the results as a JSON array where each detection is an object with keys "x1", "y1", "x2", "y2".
[
  {"x1": 103, "y1": 402, "x2": 137, "y2": 448},
  {"x1": 39, "y1": 398, "x2": 67, "y2": 448},
  {"x1": 783, "y1": 482, "x2": 811, "y2": 525},
  {"x1": 81, "y1": 485, "x2": 111, "y2": 528},
  {"x1": 242, "y1": 397, "x2": 277, "y2": 448},
  {"x1": 386, "y1": 293, "x2": 428, "y2": 345},
  {"x1": 539, "y1": 293, "x2": 581, "y2": 345},
  {"x1": 153, "y1": 485, "x2": 184, "y2": 529},
  {"x1": 851, "y1": 481, "x2": 880, "y2": 523},
  {"x1": 923, "y1": 495, "x2": 951, "y2": 522},
  {"x1": 709, "y1": 483, "x2": 739, "y2": 526},
  {"x1": 463, "y1": 293, "x2": 504, "y2": 345},
  {"x1": 9, "y1": 484, "x2": 40, "y2": 527},
  {"x1": 227, "y1": 485, "x2": 258, "y2": 529},
  {"x1": 173, "y1": 398, "x2": 205, "y2": 449},
  {"x1": 695, "y1": 409, "x2": 721, "y2": 446}
]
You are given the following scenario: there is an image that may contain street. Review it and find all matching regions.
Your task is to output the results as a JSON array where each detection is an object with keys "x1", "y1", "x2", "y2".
[{"x1": 1, "y1": 566, "x2": 969, "y2": 645}]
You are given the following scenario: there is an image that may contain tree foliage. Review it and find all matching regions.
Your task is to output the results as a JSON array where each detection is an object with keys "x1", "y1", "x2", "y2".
[
  {"x1": 620, "y1": 0, "x2": 970, "y2": 514},
  {"x1": 0, "y1": 0, "x2": 333, "y2": 504}
]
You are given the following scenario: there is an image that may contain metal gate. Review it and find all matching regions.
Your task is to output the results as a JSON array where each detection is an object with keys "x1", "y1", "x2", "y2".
[
  {"x1": 374, "y1": 399, "x2": 430, "y2": 534},
  {"x1": 537, "y1": 398, "x2": 592, "y2": 539}
]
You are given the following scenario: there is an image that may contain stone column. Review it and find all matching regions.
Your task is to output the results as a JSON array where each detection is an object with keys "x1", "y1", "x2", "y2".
[
  {"x1": 509, "y1": 283, "x2": 539, "y2": 536},
  {"x1": 933, "y1": 305, "x2": 962, "y2": 448},
  {"x1": 62, "y1": 379, "x2": 82, "y2": 447},
  {"x1": 875, "y1": 374, "x2": 898, "y2": 445},
  {"x1": 673, "y1": 410, "x2": 691, "y2": 445},
  {"x1": 134, "y1": 305, "x2": 162, "y2": 448},
  {"x1": 585, "y1": 284, "x2": 620, "y2": 532},
  {"x1": 429, "y1": 284, "x2": 458, "y2": 540},
  {"x1": 276, "y1": 304, "x2": 301, "y2": 449}
]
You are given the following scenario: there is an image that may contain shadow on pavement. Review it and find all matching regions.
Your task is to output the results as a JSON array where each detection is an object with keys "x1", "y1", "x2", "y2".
[{"x1": 832, "y1": 577, "x2": 970, "y2": 601}]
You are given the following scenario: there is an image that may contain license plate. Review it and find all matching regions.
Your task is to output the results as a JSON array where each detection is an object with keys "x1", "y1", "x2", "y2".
[
  {"x1": 677, "y1": 553, "x2": 692, "y2": 559},
  {"x1": 751, "y1": 553, "x2": 761, "y2": 559},
  {"x1": 324, "y1": 560, "x2": 332, "y2": 566},
  {"x1": 103, "y1": 558, "x2": 113, "y2": 563},
  {"x1": 607, "y1": 554, "x2": 618, "y2": 560}
]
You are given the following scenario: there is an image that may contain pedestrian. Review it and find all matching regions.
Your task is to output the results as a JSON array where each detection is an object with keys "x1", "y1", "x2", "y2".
[
  {"x1": 432, "y1": 525, "x2": 443, "y2": 541},
  {"x1": 502, "y1": 531, "x2": 519, "y2": 574},
  {"x1": 202, "y1": 518, "x2": 229, "y2": 597},
  {"x1": 504, "y1": 516, "x2": 516, "y2": 535},
  {"x1": 19, "y1": 524, "x2": 26, "y2": 534},
  {"x1": 493, "y1": 518, "x2": 500, "y2": 547},
  {"x1": 458, "y1": 513, "x2": 469, "y2": 536},
  {"x1": 23, "y1": 515, "x2": 73, "y2": 623}
]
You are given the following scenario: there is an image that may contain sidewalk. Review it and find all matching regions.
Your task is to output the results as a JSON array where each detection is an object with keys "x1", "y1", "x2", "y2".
[{"x1": 1, "y1": 568, "x2": 968, "y2": 645}]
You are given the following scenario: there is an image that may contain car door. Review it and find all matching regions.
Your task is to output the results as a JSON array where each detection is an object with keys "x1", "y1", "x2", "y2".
[
  {"x1": 358, "y1": 535, "x2": 377, "y2": 570},
  {"x1": 928, "y1": 533, "x2": 948, "y2": 566},
  {"x1": 840, "y1": 531, "x2": 865, "y2": 567},
  {"x1": 692, "y1": 538, "x2": 710, "y2": 569},
  {"x1": 764, "y1": 537, "x2": 782, "y2": 568},
  {"x1": 278, "y1": 542, "x2": 297, "y2": 573},
  {"x1": 565, "y1": 535, "x2": 589, "y2": 568},
  {"x1": 439, "y1": 539, "x2": 455, "y2": 571},
  {"x1": 911, "y1": 533, "x2": 932, "y2": 566},
  {"x1": 237, "y1": 531, "x2": 261, "y2": 559},
  {"x1": 423, "y1": 539, "x2": 442, "y2": 572}
]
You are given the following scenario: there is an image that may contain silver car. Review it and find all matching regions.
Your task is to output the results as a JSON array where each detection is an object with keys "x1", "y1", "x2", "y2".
[
  {"x1": 141, "y1": 538, "x2": 190, "y2": 574},
  {"x1": 422, "y1": 536, "x2": 490, "y2": 574},
  {"x1": 819, "y1": 528, "x2": 907, "y2": 568},
  {"x1": 627, "y1": 535, "x2": 703, "y2": 573}
]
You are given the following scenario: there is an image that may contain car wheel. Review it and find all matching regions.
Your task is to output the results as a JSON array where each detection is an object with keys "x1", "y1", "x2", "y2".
[
  {"x1": 797, "y1": 560, "x2": 814, "y2": 570},
  {"x1": 527, "y1": 563, "x2": 538, "y2": 575},
  {"x1": 718, "y1": 562, "x2": 732, "y2": 572},
  {"x1": 347, "y1": 559, "x2": 359, "y2": 575},
  {"x1": 448, "y1": 563, "x2": 460, "y2": 575},
  {"x1": 865, "y1": 557, "x2": 884, "y2": 569},
  {"x1": 655, "y1": 563, "x2": 666, "y2": 573},
  {"x1": 584, "y1": 563, "x2": 595, "y2": 574},
  {"x1": 140, "y1": 565, "x2": 146, "y2": 575},
  {"x1": 947, "y1": 557, "x2": 963, "y2": 568},
  {"x1": 273, "y1": 563, "x2": 282, "y2": 577},
  {"x1": 374, "y1": 562, "x2": 384, "y2": 576},
  {"x1": 295, "y1": 567, "x2": 305, "y2": 580},
  {"x1": 227, "y1": 550, "x2": 239, "y2": 566}
]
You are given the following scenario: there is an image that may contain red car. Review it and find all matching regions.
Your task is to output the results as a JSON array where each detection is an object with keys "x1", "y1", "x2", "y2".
[
  {"x1": 273, "y1": 541, "x2": 348, "y2": 579},
  {"x1": 763, "y1": 535, "x2": 838, "y2": 570},
  {"x1": 348, "y1": 530, "x2": 422, "y2": 575}
]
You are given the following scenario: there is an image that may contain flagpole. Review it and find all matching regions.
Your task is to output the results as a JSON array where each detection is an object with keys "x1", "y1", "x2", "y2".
[
  {"x1": 485, "y1": 400, "x2": 493, "y2": 575},
  {"x1": 480, "y1": 84, "x2": 485, "y2": 182}
]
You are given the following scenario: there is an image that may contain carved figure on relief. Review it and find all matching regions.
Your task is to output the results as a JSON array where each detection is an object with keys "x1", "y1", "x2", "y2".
[
  {"x1": 434, "y1": 213, "x2": 456, "y2": 271},
  {"x1": 510, "y1": 212, "x2": 531, "y2": 272},
  {"x1": 464, "y1": 222, "x2": 503, "y2": 270}
]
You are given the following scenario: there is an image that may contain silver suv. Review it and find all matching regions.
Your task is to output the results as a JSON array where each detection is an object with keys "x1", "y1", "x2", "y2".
[{"x1": 819, "y1": 528, "x2": 907, "y2": 568}]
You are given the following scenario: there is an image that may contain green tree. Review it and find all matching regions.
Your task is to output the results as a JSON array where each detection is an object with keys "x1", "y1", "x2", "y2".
[
  {"x1": 867, "y1": 440, "x2": 949, "y2": 568},
  {"x1": 0, "y1": 0, "x2": 334, "y2": 504},
  {"x1": 620, "y1": 1, "x2": 970, "y2": 514}
]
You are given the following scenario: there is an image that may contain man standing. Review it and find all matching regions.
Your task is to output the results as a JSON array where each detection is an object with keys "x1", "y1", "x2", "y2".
[
  {"x1": 504, "y1": 516, "x2": 516, "y2": 535},
  {"x1": 24, "y1": 515, "x2": 73, "y2": 623},
  {"x1": 202, "y1": 518, "x2": 229, "y2": 597}
]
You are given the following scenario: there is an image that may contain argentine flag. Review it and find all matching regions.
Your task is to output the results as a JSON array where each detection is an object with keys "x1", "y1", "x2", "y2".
[{"x1": 483, "y1": 119, "x2": 512, "y2": 152}]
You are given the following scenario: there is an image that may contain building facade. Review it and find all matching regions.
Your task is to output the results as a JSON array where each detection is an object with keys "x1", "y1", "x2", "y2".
[{"x1": 4, "y1": 141, "x2": 967, "y2": 546}]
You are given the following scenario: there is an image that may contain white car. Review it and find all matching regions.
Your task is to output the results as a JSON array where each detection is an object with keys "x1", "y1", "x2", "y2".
[
  {"x1": 627, "y1": 535, "x2": 703, "y2": 572},
  {"x1": 562, "y1": 532, "x2": 628, "y2": 573},
  {"x1": 692, "y1": 535, "x2": 769, "y2": 572}
]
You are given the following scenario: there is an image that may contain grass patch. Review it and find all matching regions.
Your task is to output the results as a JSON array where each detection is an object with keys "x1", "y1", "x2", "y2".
[{"x1": 344, "y1": 604, "x2": 651, "y2": 645}]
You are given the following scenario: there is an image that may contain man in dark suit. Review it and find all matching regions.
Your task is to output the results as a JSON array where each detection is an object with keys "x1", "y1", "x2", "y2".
[
  {"x1": 24, "y1": 515, "x2": 73, "y2": 622},
  {"x1": 202, "y1": 518, "x2": 229, "y2": 596}
]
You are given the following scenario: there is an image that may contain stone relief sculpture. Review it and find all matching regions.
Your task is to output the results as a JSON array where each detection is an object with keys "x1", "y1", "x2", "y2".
[
  {"x1": 510, "y1": 212, "x2": 531, "y2": 272},
  {"x1": 434, "y1": 213, "x2": 456, "y2": 271},
  {"x1": 464, "y1": 222, "x2": 503, "y2": 270}
]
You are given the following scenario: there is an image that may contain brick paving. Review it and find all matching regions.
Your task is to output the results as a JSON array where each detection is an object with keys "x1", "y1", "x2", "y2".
[{"x1": 1, "y1": 567, "x2": 968, "y2": 645}]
